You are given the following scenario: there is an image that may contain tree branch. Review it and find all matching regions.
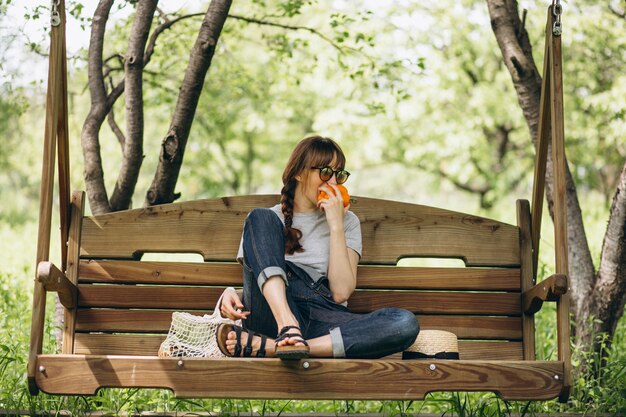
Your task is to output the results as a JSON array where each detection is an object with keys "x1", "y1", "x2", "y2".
[
  {"x1": 609, "y1": 1, "x2": 626, "y2": 18},
  {"x1": 145, "y1": 13, "x2": 206, "y2": 65},
  {"x1": 106, "y1": 78, "x2": 126, "y2": 150},
  {"x1": 102, "y1": 9, "x2": 366, "y2": 136},
  {"x1": 591, "y1": 162, "x2": 626, "y2": 343},
  {"x1": 146, "y1": 0, "x2": 233, "y2": 206},
  {"x1": 228, "y1": 13, "x2": 344, "y2": 53},
  {"x1": 109, "y1": 0, "x2": 158, "y2": 211},
  {"x1": 81, "y1": 0, "x2": 114, "y2": 215},
  {"x1": 417, "y1": 161, "x2": 490, "y2": 196},
  {"x1": 106, "y1": 109, "x2": 125, "y2": 149},
  {"x1": 102, "y1": 53, "x2": 124, "y2": 80},
  {"x1": 104, "y1": 12, "x2": 207, "y2": 121},
  {"x1": 84, "y1": 6, "x2": 200, "y2": 213}
]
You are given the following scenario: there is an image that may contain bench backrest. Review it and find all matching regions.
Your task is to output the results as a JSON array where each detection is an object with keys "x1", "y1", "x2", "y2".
[{"x1": 71, "y1": 195, "x2": 525, "y2": 360}]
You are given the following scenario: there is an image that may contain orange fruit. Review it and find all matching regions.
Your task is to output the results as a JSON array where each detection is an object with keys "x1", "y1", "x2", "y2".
[{"x1": 318, "y1": 184, "x2": 350, "y2": 207}]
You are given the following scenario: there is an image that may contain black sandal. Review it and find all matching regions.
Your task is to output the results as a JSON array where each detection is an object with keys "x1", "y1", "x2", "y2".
[
  {"x1": 275, "y1": 325, "x2": 310, "y2": 360},
  {"x1": 216, "y1": 323, "x2": 268, "y2": 358}
]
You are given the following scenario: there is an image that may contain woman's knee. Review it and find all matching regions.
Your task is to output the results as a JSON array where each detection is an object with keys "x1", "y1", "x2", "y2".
[
  {"x1": 247, "y1": 207, "x2": 277, "y2": 223},
  {"x1": 390, "y1": 308, "x2": 420, "y2": 348},
  {"x1": 246, "y1": 208, "x2": 283, "y2": 231}
]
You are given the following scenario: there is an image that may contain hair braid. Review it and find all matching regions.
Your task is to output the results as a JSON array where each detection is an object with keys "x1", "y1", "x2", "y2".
[{"x1": 281, "y1": 179, "x2": 304, "y2": 254}]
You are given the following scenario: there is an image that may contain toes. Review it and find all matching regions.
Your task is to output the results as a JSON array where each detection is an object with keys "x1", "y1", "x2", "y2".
[
  {"x1": 225, "y1": 340, "x2": 235, "y2": 353},
  {"x1": 290, "y1": 336, "x2": 305, "y2": 346},
  {"x1": 277, "y1": 336, "x2": 305, "y2": 347}
]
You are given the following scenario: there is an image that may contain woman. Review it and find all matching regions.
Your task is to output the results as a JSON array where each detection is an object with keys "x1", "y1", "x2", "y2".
[{"x1": 216, "y1": 136, "x2": 419, "y2": 359}]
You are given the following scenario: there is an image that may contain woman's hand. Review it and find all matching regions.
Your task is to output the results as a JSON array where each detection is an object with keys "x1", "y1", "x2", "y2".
[
  {"x1": 317, "y1": 183, "x2": 348, "y2": 230},
  {"x1": 219, "y1": 287, "x2": 250, "y2": 321}
]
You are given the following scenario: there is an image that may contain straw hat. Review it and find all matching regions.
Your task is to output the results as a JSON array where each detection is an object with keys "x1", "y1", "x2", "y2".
[{"x1": 403, "y1": 330, "x2": 459, "y2": 360}]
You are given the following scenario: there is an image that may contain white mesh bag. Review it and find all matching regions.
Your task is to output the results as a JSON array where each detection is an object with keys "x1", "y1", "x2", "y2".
[{"x1": 158, "y1": 290, "x2": 241, "y2": 358}]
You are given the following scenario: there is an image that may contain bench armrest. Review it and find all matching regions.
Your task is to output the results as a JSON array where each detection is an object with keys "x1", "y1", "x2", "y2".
[
  {"x1": 522, "y1": 273, "x2": 568, "y2": 315},
  {"x1": 37, "y1": 261, "x2": 77, "y2": 309}
]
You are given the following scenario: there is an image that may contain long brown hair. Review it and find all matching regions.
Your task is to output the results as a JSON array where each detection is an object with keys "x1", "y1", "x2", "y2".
[{"x1": 281, "y1": 136, "x2": 346, "y2": 254}]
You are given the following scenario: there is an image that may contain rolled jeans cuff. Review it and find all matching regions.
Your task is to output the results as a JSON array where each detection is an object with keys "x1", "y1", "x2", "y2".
[
  {"x1": 257, "y1": 266, "x2": 288, "y2": 290},
  {"x1": 329, "y1": 326, "x2": 346, "y2": 358}
]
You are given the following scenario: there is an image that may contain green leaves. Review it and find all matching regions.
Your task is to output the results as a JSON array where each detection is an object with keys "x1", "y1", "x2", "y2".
[{"x1": 278, "y1": 0, "x2": 316, "y2": 17}]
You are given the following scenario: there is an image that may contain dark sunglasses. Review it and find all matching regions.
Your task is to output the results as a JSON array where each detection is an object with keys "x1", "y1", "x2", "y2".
[{"x1": 311, "y1": 166, "x2": 351, "y2": 184}]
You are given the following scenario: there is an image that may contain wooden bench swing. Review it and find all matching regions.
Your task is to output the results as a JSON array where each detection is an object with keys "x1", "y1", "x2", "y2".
[{"x1": 29, "y1": 0, "x2": 572, "y2": 403}]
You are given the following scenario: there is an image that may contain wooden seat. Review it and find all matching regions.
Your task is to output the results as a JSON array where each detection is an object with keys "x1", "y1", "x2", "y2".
[{"x1": 30, "y1": 193, "x2": 569, "y2": 401}]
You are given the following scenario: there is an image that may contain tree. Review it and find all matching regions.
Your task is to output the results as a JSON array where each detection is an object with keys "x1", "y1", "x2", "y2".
[
  {"x1": 0, "y1": 5, "x2": 38, "y2": 225},
  {"x1": 486, "y1": 0, "x2": 626, "y2": 371},
  {"x1": 371, "y1": 1, "x2": 535, "y2": 210},
  {"x1": 80, "y1": 0, "x2": 382, "y2": 214},
  {"x1": 82, "y1": 0, "x2": 233, "y2": 214}
]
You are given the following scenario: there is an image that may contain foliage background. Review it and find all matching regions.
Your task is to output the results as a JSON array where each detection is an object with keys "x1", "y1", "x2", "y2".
[{"x1": 1, "y1": 0, "x2": 625, "y2": 415}]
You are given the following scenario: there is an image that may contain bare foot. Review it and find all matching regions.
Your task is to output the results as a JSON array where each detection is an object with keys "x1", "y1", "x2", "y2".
[
  {"x1": 276, "y1": 325, "x2": 307, "y2": 347},
  {"x1": 226, "y1": 329, "x2": 275, "y2": 357}
]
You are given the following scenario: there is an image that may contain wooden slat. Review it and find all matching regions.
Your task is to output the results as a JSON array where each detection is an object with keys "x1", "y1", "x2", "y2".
[
  {"x1": 418, "y1": 316, "x2": 522, "y2": 340},
  {"x1": 79, "y1": 195, "x2": 276, "y2": 261},
  {"x1": 459, "y1": 341, "x2": 522, "y2": 360},
  {"x1": 348, "y1": 291, "x2": 520, "y2": 315},
  {"x1": 57, "y1": 5, "x2": 70, "y2": 273},
  {"x1": 356, "y1": 266, "x2": 520, "y2": 291},
  {"x1": 518, "y1": 200, "x2": 536, "y2": 360},
  {"x1": 77, "y1": 285, "x2": 224, "y2": 310},
  {"x1": 73, "y1": 333, "x2": 523, "y2": 360},
  {"x1": 531, "y1": 18, "x2": 552, "y2": 279},
  {"x1": 356, "y1": 199, "x2": 520, "y2": 266},
  {"x1": 75, "y1": 309, "x2": 190, "y2": 333},
  {"x1": 549, "y1": 11, "x2": 572, "y2": 401},
  {"x1": 36, "y1": 355, "x2": 563, "y2": 400},
  {"x1": 79, "y1": 259, "x2": 521, "y2": 291},
  {"x1": 80, "y1": 196, "x2": 520, "y2": 267},
  {"x1": 77, "y1": 285, "x2": 521, "y2": 315},
  {"x1": 79, "y1": 260, "x2": 243, "y2": 285},
  {"x1": 75, "y1": 310, "x2": 522, "y2": 340},
  {"x1": 63, "y1": 191, "x2": 84, "y2": 354},
  {"x1": 74, "y1": 334, "x2": 164, "y2": 355}
]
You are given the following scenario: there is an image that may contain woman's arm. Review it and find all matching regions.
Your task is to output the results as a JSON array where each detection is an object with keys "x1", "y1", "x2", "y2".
[
  {"x1": 319, "y1": 183, "x2": 359, "y2": 303},
  {"x1": 327, "y1": 245, "x2": 359, "y2": 303}
]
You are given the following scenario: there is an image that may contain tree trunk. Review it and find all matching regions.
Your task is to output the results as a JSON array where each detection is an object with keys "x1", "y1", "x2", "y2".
[
  {"x1": 145, "y1": 0, "x2": 233, "y2": 206},
  {"x1": 81, "y1": 0, "x2": 115, "y2": 215},
  {"x1": 109, "y1": 0, "x2": 158, "y2": 211},
  {"x1": 82, "y1": 3, "x2": 203, "y2": 214},
  {"x1": 485, "y1": 0, "x2": 595, "y2": 319},
  {"x1": 486, "y1": 0, "x2": 626, "y2": 365},
  {"x1": 582, "y1": 162, "x2": 626, "y2": 348}
]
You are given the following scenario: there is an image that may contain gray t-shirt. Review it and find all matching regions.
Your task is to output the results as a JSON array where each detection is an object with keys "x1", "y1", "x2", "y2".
[{"x1": 237, "y1": 204, "x2": 362, "y2": 282}]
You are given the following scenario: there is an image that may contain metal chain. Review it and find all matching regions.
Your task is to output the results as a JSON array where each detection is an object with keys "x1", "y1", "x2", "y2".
[
  {"x1": 51, "y1": 0, "x2": 61, "y2": 27},
  {"x1": 552, "y1": 0, "x2": 562, "y2": 36}
]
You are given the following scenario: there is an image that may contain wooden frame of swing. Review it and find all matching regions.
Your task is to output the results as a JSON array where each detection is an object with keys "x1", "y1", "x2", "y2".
[{"x1": 27, "y1": 2, "x2": 572, "y2": 403}]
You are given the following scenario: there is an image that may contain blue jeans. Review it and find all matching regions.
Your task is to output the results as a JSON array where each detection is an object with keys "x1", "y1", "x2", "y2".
[{"x1": 240, "y1": 208, "x2": 420, "y2": 358}]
